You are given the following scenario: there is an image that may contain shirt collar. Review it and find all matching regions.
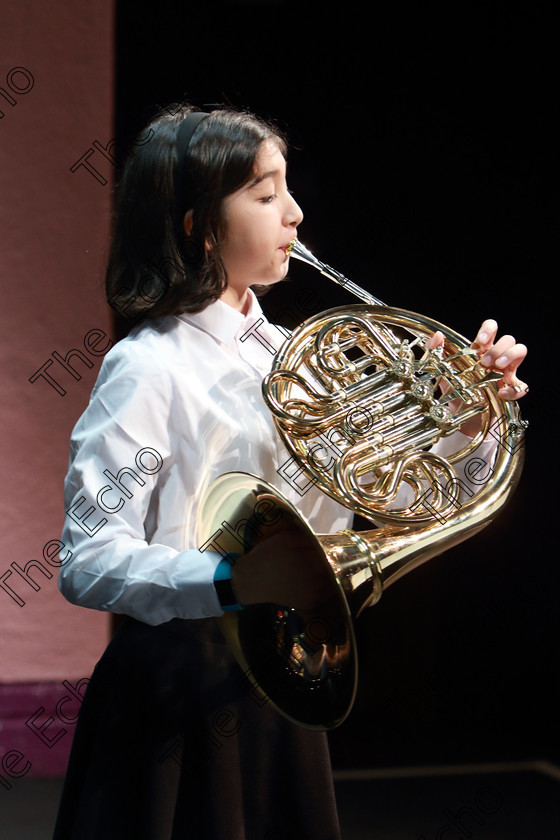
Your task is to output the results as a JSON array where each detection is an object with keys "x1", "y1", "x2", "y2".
[{"x1": 176, "y1": 288, "x2": 266, "y2": 347}]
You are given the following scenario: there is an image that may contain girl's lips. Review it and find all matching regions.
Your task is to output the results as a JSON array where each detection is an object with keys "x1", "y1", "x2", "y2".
[{"x1": 280, "y1": 239, "x2": 297, "y2": 255}]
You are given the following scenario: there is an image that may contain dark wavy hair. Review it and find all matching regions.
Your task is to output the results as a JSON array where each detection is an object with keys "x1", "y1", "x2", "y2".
[{"x1": 105, "y1": 104, "x2": 287, "y2": 322}]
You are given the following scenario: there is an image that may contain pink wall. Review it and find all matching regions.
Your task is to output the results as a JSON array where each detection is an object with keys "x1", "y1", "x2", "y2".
[{"x1": 0, "y1": 0, "x2": 114, "y2": 692}]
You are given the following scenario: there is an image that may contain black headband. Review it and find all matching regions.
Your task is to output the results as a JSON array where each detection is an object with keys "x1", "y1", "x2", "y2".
[
  {"x1": 176, "y1": 111, "x2": 209, "y2": 161},
  {"x1": 174, "y1": 111, "x2": 209, "y2": 216}
]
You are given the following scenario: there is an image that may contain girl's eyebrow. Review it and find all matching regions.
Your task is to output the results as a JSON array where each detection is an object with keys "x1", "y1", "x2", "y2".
[{"x1": 248, "y1": 169, "x2": 279, "y2": 188}]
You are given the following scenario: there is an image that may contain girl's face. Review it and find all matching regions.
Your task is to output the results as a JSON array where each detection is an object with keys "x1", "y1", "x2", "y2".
[{"x1": 219, "y1": 140, "x2": 303, "y2": 303}]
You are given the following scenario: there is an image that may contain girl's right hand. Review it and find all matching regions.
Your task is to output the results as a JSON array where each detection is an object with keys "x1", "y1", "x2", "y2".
[{"x1": 230, "y1": 504, "x2": 335, "y2": 611}]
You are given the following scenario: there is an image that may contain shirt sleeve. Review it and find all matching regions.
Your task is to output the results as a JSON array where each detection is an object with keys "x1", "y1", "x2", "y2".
[{"x1": 58, "y1": 340, "x2": 226, "y2": 625}]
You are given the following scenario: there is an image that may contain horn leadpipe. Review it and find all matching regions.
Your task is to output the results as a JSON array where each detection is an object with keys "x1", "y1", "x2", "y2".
[{"x1": 288, "y1": 239, "x2": 387, "y2": 307}]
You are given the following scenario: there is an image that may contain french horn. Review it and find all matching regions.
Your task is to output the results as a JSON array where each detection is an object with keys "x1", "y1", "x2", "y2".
[{"x1": 198, "y1": 240, "x2": 527, "y2": 730}]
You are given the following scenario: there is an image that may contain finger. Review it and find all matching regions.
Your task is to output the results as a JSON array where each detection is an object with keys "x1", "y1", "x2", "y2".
[
  {"x1": 498, "y1": 377, "x2": 529, "y2": 401},
  {"x1": 479, "y1": 334, "x2": 517, "y2": 367},
  {"x1": 471, "y1": 319, "x2": 498, "y2": 353},
  {"x1": 426, "y1": 330, "x2": 445, "y2": 350},
  {"x1": 481, "y1": 341, "x2": 527, "y2": 377}
]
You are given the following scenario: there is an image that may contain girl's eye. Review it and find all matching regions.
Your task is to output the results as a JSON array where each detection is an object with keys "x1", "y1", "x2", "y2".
[{"x1": 259, "y1": 195, "x2": 276, "y2": 204}]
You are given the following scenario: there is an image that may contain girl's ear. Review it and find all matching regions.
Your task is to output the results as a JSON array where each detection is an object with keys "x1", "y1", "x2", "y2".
[
  {"x1": 183, "y1": 210, "x2": 194, "y2": 237},
  {"x1": 184, "y1": 210, "x2": 212, "y2": 251}
]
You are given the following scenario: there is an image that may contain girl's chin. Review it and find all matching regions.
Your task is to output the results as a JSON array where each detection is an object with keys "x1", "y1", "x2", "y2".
[{"x1": 252, "y1": 272, "x2": 289, "y2": 288}]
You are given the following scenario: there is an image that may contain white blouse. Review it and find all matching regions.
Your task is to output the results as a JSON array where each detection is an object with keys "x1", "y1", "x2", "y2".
[{"x1": 59, "y1": 290, "x2": 354, "y2": 625}]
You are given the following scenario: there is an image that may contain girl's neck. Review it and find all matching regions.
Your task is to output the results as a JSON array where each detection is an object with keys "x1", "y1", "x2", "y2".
[{"x1": 220, "y1": 285, "x2": 252, "y2": 317}]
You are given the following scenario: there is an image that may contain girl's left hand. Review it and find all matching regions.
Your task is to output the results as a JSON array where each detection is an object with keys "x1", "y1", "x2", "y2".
[
  {"x1": 426, "y1": 318, "x2": 528, "y2": 437},
  {"x1": 468, "y1": 318, "x2": 528, "y2": 400},
  {"x1": 427, "y1": 318, "x2": 528, "y2": 400}
]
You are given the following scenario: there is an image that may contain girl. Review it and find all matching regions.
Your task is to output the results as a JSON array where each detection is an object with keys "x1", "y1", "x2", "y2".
[{"x1": 53, "y1": 104, "x2": 527, "y2": 840}]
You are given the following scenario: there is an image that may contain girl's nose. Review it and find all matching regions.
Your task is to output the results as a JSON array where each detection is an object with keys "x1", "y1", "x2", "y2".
[{"x1": 285, "y1": 192, "x2": 304, "y2": 227}]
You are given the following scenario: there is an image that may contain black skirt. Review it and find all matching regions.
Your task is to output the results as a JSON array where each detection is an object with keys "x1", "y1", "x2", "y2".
[{"x1": 52, "y1": 616, "x2": 342, "y2": 840}]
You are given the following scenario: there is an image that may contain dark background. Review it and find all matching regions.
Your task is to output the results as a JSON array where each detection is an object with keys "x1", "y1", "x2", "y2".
[{"x1": 114, "y1": 1, "x2": 557, "y2": 770}]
